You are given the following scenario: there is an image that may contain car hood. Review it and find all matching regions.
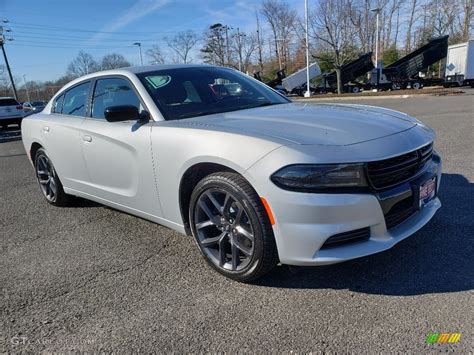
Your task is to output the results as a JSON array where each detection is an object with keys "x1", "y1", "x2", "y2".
[{"x1": 183, "y1": 103, "x2": 422, "y2": 146}]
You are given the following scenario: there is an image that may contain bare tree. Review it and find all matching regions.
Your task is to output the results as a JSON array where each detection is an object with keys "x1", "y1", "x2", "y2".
[
  {"x1": 231, "y1": 29, "x2": 257, "y2": 72},
  {"x1": 166, "y1": 30, "x2": 199, "y2": 64},
  {"x1": 146, "y1": 45, "x2": 166, "y2": 64},
  {"x1": 201, "y1": 23, "x2": 227, "y2": 66},
  {"x1": 461, "y1": 0, "x2": 473, "y2": 41},
  {"x1": 310, "y1": 0, "x2": 356, "y2": 93},
  {"x1": 67, "y1": 51, "x2": 98, "y2": 78},
  {"x1": 405, "y1": 0, "x2": 419, "y2": 52},
  {"x1": 260, "y1": 0, "x2": 297, "y2": 69},
  {"x1": 100, "y1": 53, "x2": 131, "y2": 70}
]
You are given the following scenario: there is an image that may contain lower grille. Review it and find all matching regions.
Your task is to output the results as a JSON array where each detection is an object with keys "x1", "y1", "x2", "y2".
[
  {"x1": 384, "y1": 197, "x2": 417, "y2": 230},
  {"x1": 321, "y1": 227, "x2": 370, "y2": 249}
]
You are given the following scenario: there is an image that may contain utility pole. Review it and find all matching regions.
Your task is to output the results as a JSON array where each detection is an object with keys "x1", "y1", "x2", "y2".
[
  {"x1": 23, "y1": 74, "x2": 30, "y2": 102},
  {"x1": 371, "y1": 8, "x2": 382, "y2": 68},
  {"x1": 233, "y1": 28, "x2": 246, "y2": 72},
  {"x1": 304, "y1": 0, "x2": 311, "y2": 97},
  {"x1": 0, "y1": 24, "x2": 18, "y2": 101},
  {"x1": 256, "y1": 12, "x2": 264, "y2": 73},
  {"x1": 371, "y1": 7, "x2": 382, "y2": 87},
  {"x1": 223, "y1": 25, "x2": 232, "y2": 66},
  {"x1": 133, "y1": 42, "x2": 143, "y2": 66}
]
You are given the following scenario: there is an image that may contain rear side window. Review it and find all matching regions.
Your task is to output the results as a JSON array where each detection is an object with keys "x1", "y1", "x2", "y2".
[
  {"x1": 52, "y1": 94, "x2": 64, "y2": 114},
  {"x1": 0, "y1": 98, "x2": 19, "y2": 106},
  {"x1": 91, "y1": 78, "x2": 140, "y2": 120},
  {"x1": 62, "y1": 81, "x2": 91, "y2": 117}
]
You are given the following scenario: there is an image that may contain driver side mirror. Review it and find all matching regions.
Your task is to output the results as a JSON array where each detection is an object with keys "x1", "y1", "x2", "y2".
[{"x1": 104, "y1": 105, "x2": 149, "y2": 123}]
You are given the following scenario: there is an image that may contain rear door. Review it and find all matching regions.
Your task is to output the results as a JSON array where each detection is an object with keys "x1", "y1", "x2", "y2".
[
  {"x1": 80, "y1": 76, "x2": 161, "y2": 217},
  {"x1": 39, "y1": 82, "x2": 90, "y2": 192}
]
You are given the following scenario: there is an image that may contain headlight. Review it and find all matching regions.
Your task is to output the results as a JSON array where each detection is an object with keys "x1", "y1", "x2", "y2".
[{"x1": 271, "y1": 164, "x2": 368, "y2": 192}]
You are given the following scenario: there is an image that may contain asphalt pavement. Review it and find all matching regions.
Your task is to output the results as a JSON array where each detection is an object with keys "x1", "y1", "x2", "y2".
[{"x1": 1, "y1": 91, "x2": 473, "y2": 352}]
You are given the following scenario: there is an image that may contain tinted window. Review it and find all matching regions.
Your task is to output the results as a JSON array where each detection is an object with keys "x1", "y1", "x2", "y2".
[
  {"x1": 138, "y1": 67, "x2": 289, "y2": 120},
  {"x1": 0, "y1": 98, "x2": 19, "y2": 106},
  {"x1": 62, "y1": 82, "x2": 91, "y2": 117},
  {"x1": 52, "y1": 94, "x2": 64, "y2": 114},
  {"x1": 91, "y1": 78, "x2": 140, "y2": 120}
]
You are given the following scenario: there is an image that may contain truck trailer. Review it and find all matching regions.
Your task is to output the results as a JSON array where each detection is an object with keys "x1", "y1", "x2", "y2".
[
  {"x1": 321, "y1": 52, "x2": 374, "y2": 93},
  {"x1": 444, "y1": 40, "x2": 474, "y2": 87},
  {"x1": 372, "y1": 35, "x2": 449, "y2": 90}
]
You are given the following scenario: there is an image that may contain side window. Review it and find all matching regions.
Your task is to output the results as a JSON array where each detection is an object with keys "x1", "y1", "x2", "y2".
[
  {"x1": 62, "y1": 82, "x2": 91, "y2": 117},
  {"x1": 51, "y1": 94, "x2": 64, "y2": 114},
  {"x1": 91, "y1": 78, "x2": 140, "y2": 120}
]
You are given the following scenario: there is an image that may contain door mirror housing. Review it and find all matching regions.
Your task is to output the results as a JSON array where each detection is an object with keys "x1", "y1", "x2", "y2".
[{"x1": 104, "y1": 105, "x2": 139, "y2": 122}]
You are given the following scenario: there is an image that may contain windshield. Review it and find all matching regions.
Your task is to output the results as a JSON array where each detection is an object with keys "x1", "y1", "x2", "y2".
[{"x1": 137, "y1": 67, "x2": 289, "y2": 120}]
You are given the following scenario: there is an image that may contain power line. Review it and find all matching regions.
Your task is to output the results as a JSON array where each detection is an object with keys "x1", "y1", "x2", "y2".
[
  {"x1": 9, "y1": 21, "x2": 188, "y2": 36},
  {"x1": 12, "y1": 33, "x2": 168, "y2": 44},
  {"x1": 9, "y1": 43, "x2": 134, "y2": 50}
]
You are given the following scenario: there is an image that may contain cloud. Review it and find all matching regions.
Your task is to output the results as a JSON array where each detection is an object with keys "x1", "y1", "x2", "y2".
[{"x1": 88, "y1": 0, "x2": 170, "y2": 43}]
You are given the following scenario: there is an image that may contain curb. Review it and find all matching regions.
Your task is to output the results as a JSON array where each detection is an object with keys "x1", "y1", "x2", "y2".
[{"x1": 292, "y1": 94, "x2": 432, "y2": 101}]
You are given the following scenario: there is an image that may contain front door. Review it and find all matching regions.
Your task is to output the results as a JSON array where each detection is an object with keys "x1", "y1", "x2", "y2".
[{"x1": 79, "y1": 77, "x2": 161, "y2": 218}]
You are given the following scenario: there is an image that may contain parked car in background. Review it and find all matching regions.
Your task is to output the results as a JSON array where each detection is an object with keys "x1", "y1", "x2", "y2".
[
  {"x1": 23, "y1": 101, "x2": 47, "y2": 113},
  {"x1": 21, "y1": 65, "x2": 442, "y2": 282},
  {"x1": 0, "y1": 97, "x2": 25, "y2": 129}
]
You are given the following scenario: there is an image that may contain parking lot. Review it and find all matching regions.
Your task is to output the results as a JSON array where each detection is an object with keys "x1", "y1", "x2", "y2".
[{"x1": 1, "y1": 91, "x2": 473, "y2": 352}]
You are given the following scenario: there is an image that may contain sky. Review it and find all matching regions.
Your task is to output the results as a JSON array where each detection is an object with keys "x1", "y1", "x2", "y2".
[{"x1": 0, "y1": 0, "x2": 303, "y2": 83}]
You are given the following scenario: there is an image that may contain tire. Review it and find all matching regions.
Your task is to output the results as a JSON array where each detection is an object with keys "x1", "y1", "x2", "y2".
[
  {"x1": 34, "y1": 148, "x2": 71, "y2": 206},
  {"x1": 189, "y1": 172, "x2": 278, "y2": 282},
  {"x1": 411, "y1": 81, "x2": 421, "y2": 90},
  {"x1": 351, "y1": 86, "x2": 360, "y2": 93}
]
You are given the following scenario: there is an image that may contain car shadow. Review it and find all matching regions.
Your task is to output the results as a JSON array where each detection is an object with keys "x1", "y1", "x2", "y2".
[
  {"x1": 66, "y1": 197, "x2": 103, "y2": 208},
  {"x1": 257, "y1": 173, "x2": 474, "y2": 296}
]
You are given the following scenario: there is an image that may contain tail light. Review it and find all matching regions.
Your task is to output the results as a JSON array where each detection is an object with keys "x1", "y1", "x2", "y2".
[{"x1": 16, "y1": 105, "x2": 23, "y2": 110}]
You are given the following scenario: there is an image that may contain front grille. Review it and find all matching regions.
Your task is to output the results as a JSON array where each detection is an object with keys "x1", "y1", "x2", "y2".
[
  {"x1": 384, "y1": 197, "x2": 417, "y2": 230},
  {"x1": 321, "y1": 227, "x2": 370, "y2": 249},
  {"x1": 367, "y1": 143, "x2": 433, "y2": 190}
]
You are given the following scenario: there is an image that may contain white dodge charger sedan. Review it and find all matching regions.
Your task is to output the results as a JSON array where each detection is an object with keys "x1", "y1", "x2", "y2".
[{"x1": 21, "y1": 65, "x2": 441, "y2": 282}]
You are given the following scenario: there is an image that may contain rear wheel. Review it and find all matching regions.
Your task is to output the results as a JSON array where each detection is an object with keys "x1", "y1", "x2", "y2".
[
  {"x1": 189, "y1": 172, "x2": 278, "y2": 282},
  {"x1": 34, "y1": 148, "x2": 71, "y2": 206}
]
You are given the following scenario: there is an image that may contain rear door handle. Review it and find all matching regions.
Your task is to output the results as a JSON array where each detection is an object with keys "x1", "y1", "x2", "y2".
[
  {"x1": 42, "y1": 126, "x2": 50, "y2": 133},
  {"x1": 82, "y1": 135, "x2": 92, "y2": 143}
]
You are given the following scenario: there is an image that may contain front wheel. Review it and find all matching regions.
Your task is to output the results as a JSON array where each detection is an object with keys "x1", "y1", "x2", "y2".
[
  {"x1": 34, "y1": 148, "x2": 71, "y2": 206},
  {"x1": 189, "y1": 172, "x2": 278, "y2": 282}
]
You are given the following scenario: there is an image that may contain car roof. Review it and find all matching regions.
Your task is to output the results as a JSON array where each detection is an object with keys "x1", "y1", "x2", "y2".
[
  {"x1": 124, "y1": 63, "x2": 215, "y2": 74},
  {"x1": 0, "y1": 97, "x2": 16, "y2": 100},
  {"x1": 51, "y1": 64, "x2": 224, "y2": 100}
]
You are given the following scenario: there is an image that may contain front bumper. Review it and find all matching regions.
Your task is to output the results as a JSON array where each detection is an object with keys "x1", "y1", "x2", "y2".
[{"x1": 260, "y1": 157, "x2": 442, "y2": 266}]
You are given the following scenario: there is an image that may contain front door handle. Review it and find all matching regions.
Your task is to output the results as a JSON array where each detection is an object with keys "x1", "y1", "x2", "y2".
[
  {"x1": 82, "y1": 135, "x2": 92, "y2": 142},
  {"x1": 42, "y1": 126, "x2": 50, "y2": 133}
]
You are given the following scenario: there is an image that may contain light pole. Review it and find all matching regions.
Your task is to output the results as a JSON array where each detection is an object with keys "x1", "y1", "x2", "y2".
[
  {"x1": 23, "y1": 74, "x2": 30, "y2": 102},
  {"x1": 304, "y1": 0, "x2": 311, "y2": 97},
  {"x1": 371, "y1": 7, "x2": 382, "y2": 68},
  {"x1": 133, "y1": 42, "x2": 143, "y2": 66}
]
